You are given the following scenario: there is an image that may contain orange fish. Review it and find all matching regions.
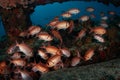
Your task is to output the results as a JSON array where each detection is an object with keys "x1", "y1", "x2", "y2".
[
  {"x1": 54, "y1": 21, "x2": 70, "y2": 30},
  {"x1": 67, "y1": 8, "x2": 80, "y2": 15},
  {"x1": 10, "y1": 58, "x2": 26, "y2": 67},
  {"x1": 7, "y1": 44, "x2": 18, "y2": 54},
  {"x1": 108, "y1": 11, "x2": 116, "y2": 15},
  {"x1": 19, "y1": 31, "x2": 28, "y2": 38},
  {"x1": 46, "y1": 55, "x2": 61, "y2": 67},
  {"x1": 47, "y1": 16, "x2": 59, "y2": 28},
  {"x1": 0, "y1": 61, "x2": 6, "y2": 68},
  {"x1": 84, "y1": 48, "x2": 94, "y2": 61},
  {"x1": 86, "y1": 7, "x2": 95, "y2": 12},
  {"x1": 51, "y1": 29, "x2": 63, "y2": 45},
  {"x1": 60, "y1": 48, "x2": 71, "y2": 57},
  {"x1": 16, "y1": 41, "x2": 33, "y2": 57},
  {"x1": 38, "y1": 50, "x2": 48, "y2": 60},
  {"x1": 90, "y1": 26, "x2": 106, "y2": 35},
  {"x1": 75, "y1": 28, "x2": 86, "y2": 41},
  {"x1": 47, "y1": 20, "x2": 59, "y2": 28},
  {"x1": 11, "y1": 52, "x2": 21, "y2": 59},
  {"x1": 36, "y1": 32, "x2": 53, "y2": 42},
  {"x1": 71, "y1": 50, "x2": 81, "y2": 66},
  {"x1": 18, "y1": 69, "x2": 33, "y2": 80},
  {"x1": 42, "y1": 45, "x2": 61, "y2": 56},
  {"x1": 61, "y1": 12, "x2": 72, "y2": 18},
  {"x1": 0, "y1": 61, "x2": 7, "y2": 74},
  {"x1": 79, "y1": 15, "x2": 89, "y2": 22},
  {"x1": 28, "y1": 26, "x2": 41, "y2": 36},
  {"x1": 32, "y1": 63, "x2": 49, "y2": 73}
]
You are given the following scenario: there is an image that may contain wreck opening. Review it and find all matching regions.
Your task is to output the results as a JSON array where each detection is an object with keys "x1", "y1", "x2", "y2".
[{"x1": 30, "y1": 1, "x2": 120, "y2": 27}]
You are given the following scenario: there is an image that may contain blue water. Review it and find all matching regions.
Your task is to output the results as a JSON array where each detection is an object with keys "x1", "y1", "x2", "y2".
[
  {"x1": 30, "y1": 1, "x2": 120, "y2": 27},
  {"x1": 0, "y1": 16, "x2": 6, "y2": 37}
]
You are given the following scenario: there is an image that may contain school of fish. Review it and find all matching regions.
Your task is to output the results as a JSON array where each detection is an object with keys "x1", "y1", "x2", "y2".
[{"x1": 0, "y1": 7, "x2": 119, "y2": 80}]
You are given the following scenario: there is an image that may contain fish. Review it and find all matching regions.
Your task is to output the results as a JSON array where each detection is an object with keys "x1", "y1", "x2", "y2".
[
  {"x1": 47, "y1": 20, "x2": 59, "y2": 28},
  {"x1": 47, "y1": 16, "x2": 59, "y2": 28},
  {"x1": 54, "y1": 20, "x2": 74, "y2": 33},
  {"x1": 84, "y1": 48, "x2": 94, "y2": 61},
  {"x1": 100, "y1": 21, "x2": 108, "y2": 28},
  {"x1": 71, "y1": 50, "x2": 81, "y2": 66},
  {"x1": 75, "y1": 28, "x2": 86, "y2": 41},
  {"x1": 19, "y1": 31, "x2": 28, "y2": 38},
  {"x1": 101, "y1": 16, "x2": 108, "y2": 20},
  {"x1": 67, "y1": 8, "x2": 80, "y2": 15},
  {"x1": 86, "y1": 7, "x2": 95, "y2": 12},
  {"x1": 0, "y1": 61, "x2": 8, "y2": 74},
  {"x1": 0, "y1": 61, "x2": 6, "y2": 68},
  {"x1": 18, "y1": 70, "x2": 33, "y2": 80},
  {"x1": 94, "y1": 35, "x2": 105, "y2": 43},
  {"x1": 10, "y1": 58, "x2": 26, "y2": 67},
  {"x1": 61, "y1": 12, "x2": 72, "y2": 18},
  {"x1": 53, "y1": 61, "x2": 64, "y2": 70},
  {"x1": 16, "y1": 41, "x2": 33, "y2": 57},
  {"x1": 36, "y1": 32, "x2": 53, "y2": 41},
  {"x1": 90, "y1": 26, "x2": 106, "y2": 35},
  {"x1": 7, "y1": 44, "x2": 19, "y2": 54},
  {"x1": 46, "y1": 55, "x2": 61, "y2": 67},
  {"x1": 53, "y1": 16, "x2": 59, "y2": 21},
  {"x1": 51, "y1": 29, "x2": 63, "y2": 45},
  {"x1": 108, "y1": 11, "x2": 116, "y2": 15},
  {"x1": 71, "y1": 57, "x2": 80, "y2": 67},
  {"x1": 60, "y1": 48, "x2": 71, "y2": 57},
  {"x1": 41, "y1": 45, "x2": 61, "y2": 56},
  {"x1": 32, "y1": 62, "x2": 49, "y2": 73},
  {"x1": 38, "y1": 50, "x2": 48, "y2": 60},
  {"x1": 79, "y1": 15, "x2": 89, "y2": 22},
  {"x1": 54, "y1": 21, "x2": 70, "y2": 30},
  {"x1": 27, "y1": 26, "x2": 41, "y2": 36},
  {"x1": 11, "y1": 52, "x2": 21, "y2": 59}
]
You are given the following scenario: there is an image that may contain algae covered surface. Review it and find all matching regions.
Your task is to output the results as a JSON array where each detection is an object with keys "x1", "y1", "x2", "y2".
[{"x1": 40, "y1": 58, "x2": 120, "y2": 80}]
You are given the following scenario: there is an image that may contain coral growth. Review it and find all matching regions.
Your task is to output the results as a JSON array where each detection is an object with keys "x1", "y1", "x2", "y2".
[
  {"x1": 0, "y1": 0, "x2": 120, "y2": 9},
  {"x1": 0, "y1": 0, "x2": 35, "y2": 9}
]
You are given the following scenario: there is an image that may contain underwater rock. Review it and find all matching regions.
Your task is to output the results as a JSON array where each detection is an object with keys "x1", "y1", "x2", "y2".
[{"x1": 40, "y1": 58, "x2": 120, "y2": 80}]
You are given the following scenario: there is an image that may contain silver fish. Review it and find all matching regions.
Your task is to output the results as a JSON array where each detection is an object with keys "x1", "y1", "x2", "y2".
[
  {"x1": 16, "y1": 41, "x2": 33, "y2": 57},
  {"x1": 19, "y1": 70, "x2": 33, "y2": 80},
  {"x1": 94, "y1": 35, "x2": 105, "y2": 43}
]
